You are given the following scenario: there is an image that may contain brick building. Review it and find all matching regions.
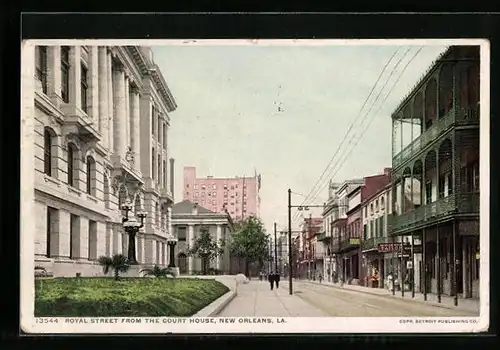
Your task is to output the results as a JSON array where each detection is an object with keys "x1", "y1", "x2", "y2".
[{"x1": 183, "y1": 166, "x2": 261, "y2": 221}]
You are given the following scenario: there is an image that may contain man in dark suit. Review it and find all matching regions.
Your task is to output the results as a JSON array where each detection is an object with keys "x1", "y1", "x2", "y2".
[
  {"x1": 268, "y1": 272, "x2": 275, "y2": 290},
  {"x1": 275, "y1": 273, "x2": 280, "y2": 289}
]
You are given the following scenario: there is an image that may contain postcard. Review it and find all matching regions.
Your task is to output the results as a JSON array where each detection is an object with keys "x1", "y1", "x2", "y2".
[{"x1": 20, "y1": 38, "x2": 489, "y2": 334}]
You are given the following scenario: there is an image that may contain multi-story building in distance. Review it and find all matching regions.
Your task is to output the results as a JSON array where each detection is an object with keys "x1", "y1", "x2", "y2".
[
  {"x1": 389, "y1": 45, "x2": 480, "y2": 300},
  {"x1": 31, "y1": 44, "x2": 177, "y2": 276},
  {"x1": 182, "y1": 166, "x2": 261, "y2": 221}
]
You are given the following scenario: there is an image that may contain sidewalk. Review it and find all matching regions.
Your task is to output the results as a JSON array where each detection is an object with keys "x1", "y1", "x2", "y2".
[
  {"x1": 299, "y1": 279, "x2": 480, "y2": 314},
  {"x1": 217, "y1": 280, "x2": 328, "y2": 317}
]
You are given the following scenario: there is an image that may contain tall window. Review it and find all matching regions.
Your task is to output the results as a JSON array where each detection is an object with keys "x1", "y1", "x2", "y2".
[
  {"x1": 86, "y1": 156, "x2": 96, "y2": 195},
  {"x1": 44, "y1": 128, "x2": 53, "y2": 176},
  {"x1": 151, "y1": 106, "x2": 155, "y2": 135},
  {"x1": 157, "y1": 155, "x2": 161, "y2": 184},
  {"x1": 425, "y1": 182, "x2": 432, "y2": 204},
  {"x1": 61, "y1": 46, "x2": 70, "y2": 103},
  {"x1": 88, "y1": 220, "x2": 97, "y2": 260},
  {"x1": 163, "y1": 160, "x2": 167, "y2": 188},
  {"x1": 67, "y1": 143, "x2": 76, "y2": 187},
  {"x1": 46, "y1": 207, "x2": 56, "y2": 257},
  {"x1": 35, "y1": 46, "x2": 48, "y2": 93},
  {"x1": 163, "y1": 123, "x2": 167, "y2": 149},
  {"x1": 151, "y1": 148, "x2": 155, "y2": 179},
  {"x1": 69, "y1": 214, "x2": 77, "y2": 259},
  {"x1": 81, "y1": 63, "x2": 88, "y2": 113}
]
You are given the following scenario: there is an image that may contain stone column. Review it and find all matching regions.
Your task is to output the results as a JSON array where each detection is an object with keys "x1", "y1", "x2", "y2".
[
  {"x1": 167, "y1": 207, "x2": 173, "y2": 236},
  {"x1": 107, "y1": 50, "x2": 114, "y2": 153},
  {"x1": 112, "y1": 225, "x2": 122, "y2": 255},
  {"x1": 216, "y1": 224, "x2": 222, "y2": 270},
  {"x1": 69, "y1": 46, "x2": 81, "y2": 109},
  {"x1": 188, "y1": 224, "x2": 194, "y2": 274},
  {"x1": 130, "y1": 87, "x2": 141, "y2": 172},
  {"x1": 52, "y1": 209, "x2": 71, "y2": 259},
  {"x1": 88, "y1": 46, "x2": 99, "y2": 122},
  {"x1": 112, "y1": 64, "x2": 127, "y2": 158},
  {"x1": 46, "y1": 46, "x2": 62, "y2": 104},
  {"x1": 98, "y1": 47, "x2": 109, "y2": 150},
  {"x1": 124, "y1": 76, "x2": 130, "y2": 152}
]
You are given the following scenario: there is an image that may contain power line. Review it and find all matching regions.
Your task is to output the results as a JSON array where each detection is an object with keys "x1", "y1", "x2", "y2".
[
  {"x1": 305, "y1": 47, "x2": 424, "y2": 207},
  {"x1": 305, "y1": 47, "x2": 415, "y2": 206},
  {"x1": 291, "y1": 47, "x2": 402, "y2": 223}
]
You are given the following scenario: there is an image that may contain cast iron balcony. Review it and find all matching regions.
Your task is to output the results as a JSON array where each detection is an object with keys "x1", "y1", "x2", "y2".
[
  {"x1": 392, "y1": 107, "x2": 479, "y2": 170},
  {"x1": 390, "y1": 192, "x2": 479, "y2": 235},
  {"x1": 361, "y1": 236, "x2": 390, "y2": 252}
]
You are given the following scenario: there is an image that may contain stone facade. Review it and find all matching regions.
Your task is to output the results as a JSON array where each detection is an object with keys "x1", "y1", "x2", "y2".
[
  {"x1": 32, "y1": 44, "x2": 177, "y2": 277},
  {"x1": 171, "y1": 200, "x2": 233, "y2": 274}
]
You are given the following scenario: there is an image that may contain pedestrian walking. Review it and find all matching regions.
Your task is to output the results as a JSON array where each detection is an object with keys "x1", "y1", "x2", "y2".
[
  {"x1": 275, "y1": 273, "x2": 280, "y2": 289},
  {"x1": 319, "y1": 273, "x2": 323, "y2": 283},
  {"x1": 268, "y1": 272, "x2": 275, "y2": 290}
]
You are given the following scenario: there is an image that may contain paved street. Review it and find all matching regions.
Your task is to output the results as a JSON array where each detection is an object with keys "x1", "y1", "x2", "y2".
[
  {"x1": 293, "y1": 281, "x2": 478, "y2": 317},
  {"x1": 218, "y1": 280, "x2": 478, "y2": 317},
  {"x1": 217, "y1": 280, "x2": 328, "y2": 317}
]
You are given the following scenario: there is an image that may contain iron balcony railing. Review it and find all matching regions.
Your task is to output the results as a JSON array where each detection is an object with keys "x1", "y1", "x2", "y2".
[
  {"x1": 393, "y1": 107, "x2": 479, "y2": 169},
  {"x1": 317, "y1": 232, "x2": 329, "y2": 241},
  {"x1": 361, "y1": 236, "x2": 389, "y2": 251},
  {"x1": 390, "y1": 192, "x2": 479, "y2": 234}
]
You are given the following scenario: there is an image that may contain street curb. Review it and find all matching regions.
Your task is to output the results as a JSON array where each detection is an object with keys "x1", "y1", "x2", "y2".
[
  {"x1": 192, "y1": 289, "x2": 238, "y2": 317},
  {"x1": 301, "y1": 281, "x2": 478, "y2": 314}
]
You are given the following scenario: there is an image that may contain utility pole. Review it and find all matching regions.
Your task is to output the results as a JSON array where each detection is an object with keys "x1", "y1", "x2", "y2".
[
  {"x1": 308, "y1": 213, "x2": 312, "y2": 280},
  {"x1": 288, "y1": 189, "x2": 293, "y2": 295},
  {"x1": 274, "y1": 222, "x2": 278, "y2": 273}
]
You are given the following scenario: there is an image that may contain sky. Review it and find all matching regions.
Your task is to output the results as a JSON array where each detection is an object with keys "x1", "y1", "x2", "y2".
[{"x1": 152, "y1": 41, "x2": 448, "y2": 234}]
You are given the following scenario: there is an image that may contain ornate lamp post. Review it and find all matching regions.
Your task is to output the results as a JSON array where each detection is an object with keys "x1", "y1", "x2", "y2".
[
  {"x1": 167, "y1": 236, "x2": 178, "y2": 268},
  {"x1": 121, "y1": 200, "x2": 147, "y2": 265}
]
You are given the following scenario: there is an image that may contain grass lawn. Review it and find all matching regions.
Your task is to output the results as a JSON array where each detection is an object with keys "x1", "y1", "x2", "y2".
[{"x1": 35, "y1": 277, "x2": 229, "y2": 317}]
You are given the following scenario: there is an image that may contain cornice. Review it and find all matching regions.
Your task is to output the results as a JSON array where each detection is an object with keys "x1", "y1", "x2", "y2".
[
  {"x1": 126, "y1": 46, "x2": 177, "y2": 113},
  {"x1": 114, "y1": 47, "x2": 144, "y2": 91}
]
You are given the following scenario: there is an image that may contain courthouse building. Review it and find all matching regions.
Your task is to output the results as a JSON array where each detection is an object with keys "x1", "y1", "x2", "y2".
[{"x1": 32, "y1": 45, "x2": 177, "y2": 276}]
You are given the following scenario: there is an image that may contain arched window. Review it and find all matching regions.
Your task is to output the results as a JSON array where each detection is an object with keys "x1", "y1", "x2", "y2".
[
  {"x1": 43, "y1": 128, "x2": 54, "y2": 176},
  {"x1": 67, "y1": 143, "x2": 78, "y2": 187},
  {"x1": 86, "y1": 156, "x2": 96, "y2": 195}
]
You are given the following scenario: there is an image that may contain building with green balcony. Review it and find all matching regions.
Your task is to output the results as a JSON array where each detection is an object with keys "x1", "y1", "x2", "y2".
[{"x1": 389, "y1": 45, "x2": 480, "y2": 302}]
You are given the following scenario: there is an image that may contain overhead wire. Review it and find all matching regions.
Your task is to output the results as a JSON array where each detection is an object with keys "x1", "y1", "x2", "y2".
[
  {"x1": 304, "y1": 47, "x2": 417, "y2": 206},
  {"x1": 290, "y1": 47, "x2": 402, "y2": 224}
]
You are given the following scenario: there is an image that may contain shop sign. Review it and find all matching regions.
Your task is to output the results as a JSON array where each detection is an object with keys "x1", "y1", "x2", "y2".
[
  {"x1": 349, "y1": 238, "x2": 360, "y2": 245},
  {"x1": 377, "y1": 243, "x2": 422, "y2": 254}
]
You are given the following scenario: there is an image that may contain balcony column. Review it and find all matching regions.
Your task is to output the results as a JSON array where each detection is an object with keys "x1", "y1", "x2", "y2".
[
  {"x1": 97, "y1": 47, "x2": 109, "y2": 150},
  {"x1": 400, "y1": 235, "x2": 405, "y2": 297},
  {"x1": 436, "y1": 226, "x2": 441, "y2": 303},
  {"x1": 112, "y1": 63, "x2": 127, "y2": 159},
  {"x1": 130, "y1": 86, "x2": 141, "y2": 173},
  {"x1": 422, "y1": 228, "x2": 427, "y2": 300}
]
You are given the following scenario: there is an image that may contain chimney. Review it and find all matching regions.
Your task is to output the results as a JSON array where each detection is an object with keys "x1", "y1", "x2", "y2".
[
  {"x1": 192, "y1": 203, "x2": 198, "y2": 215},
  {"x1": 169, "y1": 158, "x2": 175, "y2": 199}
]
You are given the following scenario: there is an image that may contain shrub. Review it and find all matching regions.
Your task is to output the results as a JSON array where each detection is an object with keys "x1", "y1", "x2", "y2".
[{"x1": 35, "y1": 277, "x2": 229, "y2": 317}]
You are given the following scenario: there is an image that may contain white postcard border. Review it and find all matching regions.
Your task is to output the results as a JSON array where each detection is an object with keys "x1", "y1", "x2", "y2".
[{"x1": 20, "y1": 38, "x2": 490, "y2": 334}]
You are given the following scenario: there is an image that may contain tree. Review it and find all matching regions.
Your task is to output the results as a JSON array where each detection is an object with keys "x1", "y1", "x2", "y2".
[
  {"x1": 227, "y1": 216, "x2": 269, "y2": 277},
  {"x1": 98, "y1": 254, "x2": 131, "y2": 280},
  {"x1": 186, "y1": 227, "x2": 224, "y2": 275},
  {"x1": 140, "y1": 265, "x2": 176, "y2": 278}
]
